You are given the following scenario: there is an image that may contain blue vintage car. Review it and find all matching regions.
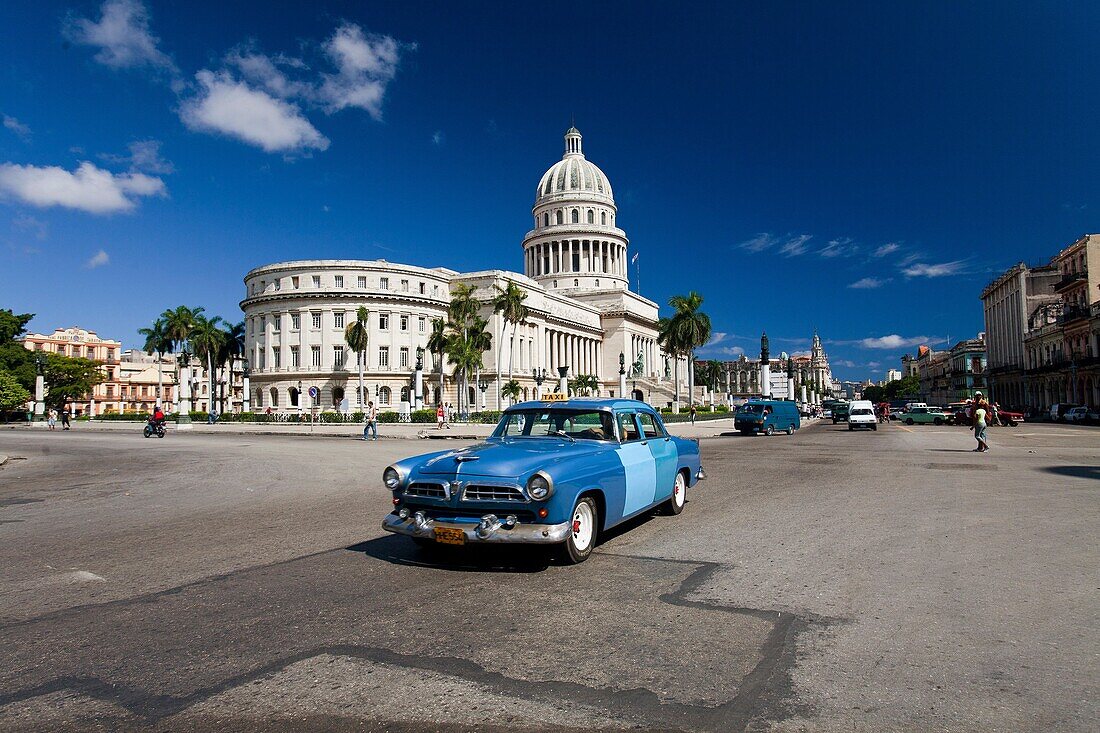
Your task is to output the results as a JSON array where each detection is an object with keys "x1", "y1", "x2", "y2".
[{"x1": 381, "y1": 398, "x2": 705, "y2": 563}]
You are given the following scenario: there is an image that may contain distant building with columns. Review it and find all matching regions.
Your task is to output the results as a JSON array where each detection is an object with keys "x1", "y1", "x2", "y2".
[{"x1": 240, "y1": 128, "x2": 687, "y2": 413}]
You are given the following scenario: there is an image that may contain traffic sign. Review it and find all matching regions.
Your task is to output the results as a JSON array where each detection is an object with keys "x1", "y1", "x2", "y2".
[{"x1": 308, "y1": 386, "x2": 319, "y2": 399}]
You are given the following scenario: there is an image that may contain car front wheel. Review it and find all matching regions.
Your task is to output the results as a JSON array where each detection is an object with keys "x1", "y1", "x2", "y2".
[
  {"x1": 562, "y1": 496, "x2": 598, "y2": 564},
  {"x1": 664, "y1": 471, "x2": 686, "y2": 515},
  {"x1": 934, "y1": 417, "x2": 943, "y2": 425},
  {"x1": 765, "y1": 424, "x2": 775, "y2": 436},
  {"x1": 905, "y1": 418, "x2": 914, "y2": 425}
]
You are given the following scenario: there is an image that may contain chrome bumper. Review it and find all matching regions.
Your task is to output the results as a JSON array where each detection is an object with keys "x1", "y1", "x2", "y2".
[{"x1": 382, "y1": 512, "x2": 572, "y2": 544}]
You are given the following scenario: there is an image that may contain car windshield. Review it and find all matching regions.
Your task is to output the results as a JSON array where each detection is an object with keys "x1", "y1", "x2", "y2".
[
  {"x1": 738, "y1": 404, "x2": 766, "y2": 414},
  {"x1": 494, "y1": 409, "x2": 616, "y2": 441}
]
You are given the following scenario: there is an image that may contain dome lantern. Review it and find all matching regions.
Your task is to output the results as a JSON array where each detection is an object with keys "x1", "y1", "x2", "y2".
[{"x1": 564, "y1": 126, "x2": 583, "y2": 157}]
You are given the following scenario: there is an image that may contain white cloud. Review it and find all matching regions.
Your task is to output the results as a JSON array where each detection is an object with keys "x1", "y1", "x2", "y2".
[
  {"x1": 715, "y1": 346, "x2": 746, "y2": 357},
  {"x1": 63, "y1": 0, "x2": 176, "y2": 72},
  {"x1": 227, "y1": 48, "x2": 311, "y2": 99},
  {"x1": 738, "y1": 233, "x2": 777, "y2": 252},
  {"x1": 902, "y1": 260, "x2": 966, "y2": 277},
  {"x1": 872, "y1": 242, "x2": 900, "y2": 257},
  {"x1": 2, "y1": 114, "x2": 30, "y2": 139},
  {"x1": 704, "y1": 332, "x2": 727, "y2": 347},
  {"x1": 317, "y1": 24, "x2": 404, "y2": 118},
  {"x1": 779, "y1": 234, "x2": 812, "y2": 257},
  {"x1": 818, "y1": 237, "x2": 859, "y2": 258},
  {"x1": 179, "y1": 70, "x2": 329, "y2": 154},
  {"x1": 432, "y1": 130, "x2": 443, "y2": 146},
  {"x1": 85, "y1": 249, "x2": 110, "y2": 268},
  {"x1": 0, "y1": 161, "x2": 166, "y2": 214},
  {"x1": 858, "y1": 334, "x2": 931, "y2": 350},
  {"x1": 100, "y1": 139, "x2": 174, "y2": 174},
  {"x1": 848, "y1": 276, "x2": 889, "y2": 289}
]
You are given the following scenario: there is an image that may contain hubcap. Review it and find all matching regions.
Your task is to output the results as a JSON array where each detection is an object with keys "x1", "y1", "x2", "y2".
[
  {"x1": 572, "y1": 503, "x2": 594, "y2": 551},
  {"x1": 674, "y1": 474, "x2": 685, "y2": 507}
]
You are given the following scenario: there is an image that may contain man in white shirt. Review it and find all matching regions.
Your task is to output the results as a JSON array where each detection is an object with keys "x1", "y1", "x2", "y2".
[{"x1": 363, "y1": 400, "x2": 378, "y2": 441}]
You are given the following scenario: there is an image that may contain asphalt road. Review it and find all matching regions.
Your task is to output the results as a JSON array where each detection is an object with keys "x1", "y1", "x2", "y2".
[{"x1": 0, "y1": 421, "x2": 1096, "y2": 732}]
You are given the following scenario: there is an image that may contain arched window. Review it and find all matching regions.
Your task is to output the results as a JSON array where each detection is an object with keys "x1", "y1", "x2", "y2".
[
  {"x1": 270, "y1": 387, "x2": 279, "y2": 407},
  {"x1": 553, "y1": 280, "x2": 558, "y2": 288},
  {"x1": 574, "y1": 279, "x2": 579, "y2": 287},
  {"x1": 556, "y1": 210, "x2": 563, "y2": 225},
  {"x1": 468, "y1": 386, "x2": 476, "y2": 406},
  {"x1": 543, "y1": 213, "x2": 549, "y2": 227},
  {"x1": 400, "y1": 386, "x2": 410, "y2": 403},
  {"x1": 255, "y1": 389, "x2": 262, "y2": 407},
  {"x1": 289, "y1": 387, "x2": 299, "y2": 407},
  {"x1": 601, "y1": 211, "x2": 607, "y2": 225},
  {"x1": 571, "y1": 209, "x2": 579, "y2": 224},
  {"x1": 586, "y1": 210, "x2": 594, "y2": 224},
  {"x1": 379, "y1": 386, "x2": 391, "y2": 406},
  {"x1": 595, "y1": 279, "x2": 600, "y2": 287},
  {"x1": 332, "y1": 386, "x2": 344, "y2": 407}
]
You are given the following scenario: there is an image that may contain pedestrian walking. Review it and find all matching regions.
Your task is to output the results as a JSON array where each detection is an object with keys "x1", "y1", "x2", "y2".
[
  {"x1": 61, "y1": 407, "x2": 71, "y2": 430},
  {"x1": 363, "y1": 400, "x2": 378, "y2": 441},
  {"x1": 971, "y1": 391, "x2": 990, "y2": 452},
  {"x1": 436, "y1": 403, "x2": 444, "y2": 429},
  {"x1": 47, "y1": 408, "x2": 57, "y2": 430},
  {"x1": 444, "y1": 403, "x2": 452, "y2": 428},
  {"x1": 689, "y1": 404, "x2": 697, "y2": 425}
]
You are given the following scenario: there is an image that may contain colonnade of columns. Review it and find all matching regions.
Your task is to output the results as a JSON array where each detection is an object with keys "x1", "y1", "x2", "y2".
[
  {"x1": 545, "y1": 328, "x2": 602, "y2": 379},
  {"x1": 628, "y1": 333, "x2": 658, "y2": 378},
  {"x1": 526, "y1": 239, "x2": 627, "y2": 278}
]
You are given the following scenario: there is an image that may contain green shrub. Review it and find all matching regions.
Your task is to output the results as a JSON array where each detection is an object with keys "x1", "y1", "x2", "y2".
[
  {"x1": 410, "y1": 409, "x2": 437, "y2": 423},
  {"x1": 377, "y1": 411, "x2": 400, "y2": 423}
]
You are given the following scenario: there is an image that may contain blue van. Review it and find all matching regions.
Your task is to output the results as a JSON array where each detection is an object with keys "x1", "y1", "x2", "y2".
[{"x1": 734, "y1": 400, "x2": 801, "y2": 435}]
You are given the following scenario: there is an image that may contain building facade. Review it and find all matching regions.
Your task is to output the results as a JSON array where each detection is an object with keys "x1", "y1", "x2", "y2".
[
  {"x1": 240, "y1": 128, "x2": 688, "y2": 414},
  {"x1": 981, "y1": 261, "x2": 1060, "y2": 409},
  {"x1": 21, "y1": 327, "x2": 121, "y2": 416},
  {"x1": 1021, "y1": 234, "x2": 1100, "y2": 409}
]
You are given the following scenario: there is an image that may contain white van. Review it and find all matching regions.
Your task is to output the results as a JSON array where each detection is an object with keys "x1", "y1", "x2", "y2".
[{"x1": 847, "y1": 400, "x2": 877, "y2": 431}]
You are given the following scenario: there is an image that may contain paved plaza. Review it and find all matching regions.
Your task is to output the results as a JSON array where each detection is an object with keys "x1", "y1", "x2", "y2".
[{"x1": 0, "y1": 422, "x2": 1096, "y2": 732}]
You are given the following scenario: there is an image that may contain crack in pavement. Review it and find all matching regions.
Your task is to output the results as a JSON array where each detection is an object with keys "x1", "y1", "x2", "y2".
[{"x1": 0, "y1": 546, "x2": 831, "y2": 732}]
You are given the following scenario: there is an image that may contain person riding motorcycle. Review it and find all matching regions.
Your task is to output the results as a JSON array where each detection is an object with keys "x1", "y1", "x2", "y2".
[{"x1": 150, "y1": 406, "x2": 166, "y2": 427}]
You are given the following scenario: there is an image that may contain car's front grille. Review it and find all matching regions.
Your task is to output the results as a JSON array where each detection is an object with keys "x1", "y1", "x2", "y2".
[
  {"x1": 399, "y1": 505, "x2": 539, "y2": 523},
  {"x1": 405, "y1": 482, "x2": 447, "y2": 499},
  {"x1": 463, "y1": 484, "x2": 525, "y2": 502}
]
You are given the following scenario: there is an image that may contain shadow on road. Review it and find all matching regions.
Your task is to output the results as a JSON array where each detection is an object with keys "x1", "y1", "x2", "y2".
[
  {"x1": 1040, "y1": 465, "x2": 1100, "y2": 481},
  {"x1": 346, "y1": 534, "x2": 553, "y2": 573}
]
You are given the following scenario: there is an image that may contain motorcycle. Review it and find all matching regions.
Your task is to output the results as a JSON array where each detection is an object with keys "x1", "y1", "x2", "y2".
[{"x1": 143, "y1": 418, "x2": 166, "y2": 438}]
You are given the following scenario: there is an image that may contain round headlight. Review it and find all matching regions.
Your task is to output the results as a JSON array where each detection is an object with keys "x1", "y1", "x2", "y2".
[
  {"x1": 383, "y1": 466, "x2": 401, "y2": 490},
  {"x1": 527, "y1": 472, "x2": 553, "y2": 501}
]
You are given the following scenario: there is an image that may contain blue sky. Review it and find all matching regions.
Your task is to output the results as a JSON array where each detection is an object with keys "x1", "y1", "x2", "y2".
[{"x1": 1, "y1": 1, "x2": 1097, "y2": 381}]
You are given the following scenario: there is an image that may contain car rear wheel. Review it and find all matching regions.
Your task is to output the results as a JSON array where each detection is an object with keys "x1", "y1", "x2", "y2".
[
  {"x1": 873, "y1": 424, "x2": 878, "y2": 431},
  {"x1": 787, "y1": 424, "x2": 795, "y2": 435},
  {"x1": 663, "y1": 471, "x2": 686, "y2": 515},
  {"x1": 561, "y1": 496, "x2": 597, "y2": 564},
  {"x1": 934, "y1": 417, "x2": 943, "y2": 425},
  {"x1": 765, "y1": 424, "x2": 775, "y2": 436},
  {"x1": 905, "y1": 418, "x2": 914, "y2": 425}
]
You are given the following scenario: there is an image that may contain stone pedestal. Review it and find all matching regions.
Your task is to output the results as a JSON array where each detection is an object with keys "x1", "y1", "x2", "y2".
[
  {"x1": 414, "y1": 369, "x2": 423, "y2": 410},
  {"x1": 557, "y1": 366, "x2": 569, "y2": 395},
  {"x1": 788, "y1": 377, "x2": 795, "y2": 401},
  {"x1": 177, "y1": 366, "x2": 193, "y2": 430},
  {"x1": 801, "y1": 385, "x2": 807, "y2": 404},
  {"x1": 760, "y1": 364, "x2": 771, "y2": 398},
  {"x1": 619, "y1": 371, "x2": 626, "y2": 399},
  {"x1": 32, "y1": 375, "x2": 45, "y2": 426},
  {"x1": 243, "y1": 376, "x2": 251, "y2": 412}
]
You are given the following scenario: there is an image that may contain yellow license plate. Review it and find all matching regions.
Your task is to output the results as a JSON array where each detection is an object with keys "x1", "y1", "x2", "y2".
[{"x1": 434, "y1": 526, "x2": 466, "y2": 545}]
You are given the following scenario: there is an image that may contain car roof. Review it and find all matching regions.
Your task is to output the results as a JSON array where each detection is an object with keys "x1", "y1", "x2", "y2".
[{"x1": 507, "y1": 398, "x2": 654, "y2": 412}]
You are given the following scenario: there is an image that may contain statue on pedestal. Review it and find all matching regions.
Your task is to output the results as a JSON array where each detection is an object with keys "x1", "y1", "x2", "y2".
[{"x1": 760, "y1": 331, "x2": 770, "y2": 362}]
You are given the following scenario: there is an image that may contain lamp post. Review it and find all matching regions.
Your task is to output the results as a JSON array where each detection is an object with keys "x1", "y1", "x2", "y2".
[
  {"x1": 242, "y1": 357, "x2": 251, "y2": 413},
  {"x1": 297, "y1": 379, "x2": 303, "y2": 414},
  {"x1": 177, "y1": 349, "x2": 193, "y2": 430},
  {"x1": 414, "y1": 347, "x2": 424, "y2": 410},
  {"x1": 618, "y1": 352, "x2": 627, "y2": 399},
  {"x1": 478, "y1": 379, "x2": 488, "y2": 410},
  {"x1": 32, "y1": 353, "x2": 46, "y2": 424},
  {"x1": 557, "y1": 365, "x2": 569, "y2": 396},
  {"x1": 533, "y1": 367, "x2": 546, "y2": 400}
]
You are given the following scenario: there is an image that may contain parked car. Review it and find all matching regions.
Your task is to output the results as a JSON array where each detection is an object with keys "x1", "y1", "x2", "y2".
[
  {"x1": 822, "y1": 409, "x2": 833, "y2": 419},
  {"x1": 899, "y1": 406, "x2": 951, "y2": 425},
  {"x1": 1063, "y1": 406, "x2": 1098, "y2": 424},
  {"x1": 831, "y1": 402, "x2": 851, "y2": 424},
  {"x1": 994, "y1": 407, "x2": 1024, "y2": 427},
  {"x1": 1051, "y1": 403, "x2": 1082, "y2": 422},
  {"x1": 381, "y1": 399, "x2": 704, "y2": 564},
  {"x1": 847, "y1": 400, "x2": 877, "y2": 431},
  {"x1": 735, "y1": 400, "x2": 801, "y2": 435}
]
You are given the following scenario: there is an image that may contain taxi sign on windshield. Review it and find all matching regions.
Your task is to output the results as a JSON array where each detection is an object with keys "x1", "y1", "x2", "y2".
[{"x1": 541, "y1": 393, "x2": 567, "y2": 402}]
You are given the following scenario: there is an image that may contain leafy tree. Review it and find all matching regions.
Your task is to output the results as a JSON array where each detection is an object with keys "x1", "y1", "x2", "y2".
[
  {"x1": 569, "y1": 374, "x2": 599, "y2": 396},
  {"x1": 344, "y1": 307, "x2": 370, "y2": 408},
  {"x1": 0, "y1": 309, "x2": 36, "y2": 391},
  {"x1": 43, "y1": 353, "x2": 104, "y2": 409},
  {"x1": 862, "y1": 384, "x2": 886, "y2": 403},
  {"x1": 0, "y1": 369, "x2": 31, "y2": 418},
  {"x1": 491, "y1": 281, "x2": 529, "y2": 410},
  {"x1": 885, "y1": 375, "x2": 920, "y2": 399}
]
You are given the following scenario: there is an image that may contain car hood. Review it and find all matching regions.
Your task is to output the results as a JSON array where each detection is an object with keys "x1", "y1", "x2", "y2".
[{"x1": 415, "y1": 438, "x2": 613, "y2": 479}]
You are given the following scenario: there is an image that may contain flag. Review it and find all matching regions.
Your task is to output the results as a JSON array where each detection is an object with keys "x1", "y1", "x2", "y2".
[{"x1": 631, "y1": 253, "x2": 639, "y2": 264}]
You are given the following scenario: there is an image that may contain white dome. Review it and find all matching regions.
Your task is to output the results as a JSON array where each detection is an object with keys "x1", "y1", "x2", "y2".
[{"x1": 534, "y1": 128, "x2": 614, "y2": 205}]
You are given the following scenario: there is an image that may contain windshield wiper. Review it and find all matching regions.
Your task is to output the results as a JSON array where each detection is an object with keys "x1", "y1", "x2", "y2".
[{"x1": 552, "y1": 429, "x2": 576, "y2": 444}]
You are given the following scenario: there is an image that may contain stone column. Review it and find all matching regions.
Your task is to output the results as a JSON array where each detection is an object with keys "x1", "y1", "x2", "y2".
[
  {"x1": 243, "y1": 375, "x2": 251, "y2": 412},
  {"x1": 178, "y1": 365, "x2": 193, "y2": 430},
  {"x1": 33, "y1": 374, "x2": 45, "y2": 423},
  {"x1": 760, "y1": 362, "x2": 771, "y2": 398},
  {"x1": 801, "y1": 384, "x2": 807, "y2": 404}
]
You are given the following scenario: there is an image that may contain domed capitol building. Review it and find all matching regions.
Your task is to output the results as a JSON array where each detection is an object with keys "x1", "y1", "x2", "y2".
[{"x1": 240, "y1": 127, "x2": 687, "y2": 414}]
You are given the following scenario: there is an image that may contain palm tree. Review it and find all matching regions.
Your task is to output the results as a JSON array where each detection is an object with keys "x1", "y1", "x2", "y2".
[
  {"x1": 443, "y1": 285, "x2": 485, "y2": 418},
  {"x1": 161, "y1": 305, "x2": 204, "y2": 353},
  {"x1": 427, "y1": 317, "x2": 448, "y2": 406},
  {"x1": 569, "y1": 374, "x2": 599, "y2": 396},
  {"x1": 657, "y1": 316, "x2": 683, "y2": 410},
  {"x1": 501, "y1": 379, "x2": 521, "y2": 405},
  {"x1": 137, "y1": 318, "x2": 170, "y2": 408},
  {"x1": 217, "y1": 321, "x2": 246, "y2": 413},
  {"x1": 667, "y1": 292, "x2": 712, "y2": 410},
  {"x1": 468, "y1": 315, "x2": 493, "y2": 411},
  {"x1": 344, "y1": 307, "x2": 370, "y2": 409},
  {"x1": 491, "y1": 281, "x2": 529, "y2": 411},
  {"x1": 189, "y1": 315, "x2": 225, "y2": 413}
]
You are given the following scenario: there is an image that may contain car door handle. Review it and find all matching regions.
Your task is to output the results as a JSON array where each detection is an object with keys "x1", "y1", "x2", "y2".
[{"x1": 640, "y1": 440, "x2": 648, "y2": 445}]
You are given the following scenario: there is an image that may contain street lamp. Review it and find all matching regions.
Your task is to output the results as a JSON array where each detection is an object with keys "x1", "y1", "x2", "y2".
[
  {"x1": 297, "y1": 379, "x2": 303, "y2": 412},
  {"x1": 415, "y1": 346, "x2": 424, "y2": 371},
  {"x1": 533, "y1": 367, "x2": 546, "y2": 399},
  {"x1": 478, "y1": 378, "x2": 488, "y2": 409}
]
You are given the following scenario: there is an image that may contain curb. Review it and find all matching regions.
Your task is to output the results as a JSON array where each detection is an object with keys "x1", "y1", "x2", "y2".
[{"x1": 0, "y1": 455, "x2": 8, "y2": 467}]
